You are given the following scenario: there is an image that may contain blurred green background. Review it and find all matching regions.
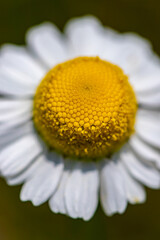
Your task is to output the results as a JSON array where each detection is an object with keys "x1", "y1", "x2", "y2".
[{"x1": 0, "y1": 0, "x2": 160, "y2": 239}]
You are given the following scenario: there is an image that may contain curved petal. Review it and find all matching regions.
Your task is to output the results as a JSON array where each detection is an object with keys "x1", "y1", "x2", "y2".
[
  {"x1": 0, "y1": 99, "x2": 32, "y2": 122},
  {"x1": 129, "y1": 134, "x2": 160, "y2": 168},
  {"x1": 120, "y1": 145, "x2": 160, "y2": 189},
  {"x1": 65, "y1": 16, "x2": 157, "y2": 81},
  {"x1": 129, "y1": 52, "x2": 160, "y2": 94},
  {"x1": 131, "y1": 73, "x2": 160, "y2": 95},
  {"x1": 0, "y1": 70, "x2": 35, "y2": 96},
  {"x1": 49, "y1": 159, "x2": 74, "y2": 215},
  {"x1": 26, "y1": 23, "x2": 68, "y2": 68},
  {"x1": 137, "y1": 90, "x2": 160, "y2": 109},
  {"x1": 118, "y1": 161, "x2": 146, "y2": 204},
  {"x1": 0, "y1": 121, "x2": 33, "y2": 150},
  {"x1": 0, "y1": 133, "x2": 43, "y2": 177},
  {"x1": 100, "y1": 159, "x2": 127, "y2": 216},
  {"x1": 0, "y1": 45, "x2": 46, "y2": 97},
  {"x1": 65, "y1": 16, "x2": 107, "y2": 58},
  {"x1": 109, "y1": 33, "x2": 153, "y2": 76},
  {"x1": 20, "y1": 152, "x2": 64, "y2": 206},
  {"x1": 0, "y1": 44, "x2": 46, "y2": 84},
  {"x1": 0, "y1": 111, "x2": 32, "y2": 136},
  {"x1": 0, "y1": 98, "x2": 33, "y2": 137},
  {"x1": 136, "y1": 110, "x2": 160, "y2": 148},
  {"x1": 64, "y1": 161, "x2": 99, "y2": 221},
  {"x1": 7, "y1": 155, "x2": 45, "y2": 186}
]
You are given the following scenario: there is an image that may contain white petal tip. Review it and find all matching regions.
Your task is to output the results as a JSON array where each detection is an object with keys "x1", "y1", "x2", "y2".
[
  {"x1": 82, "y1": 215, "x2": 93, "y2": 221},
  {"x1": 20, "y1": 190, "x2": 30, "y2": 202},
  {"x1": 32, "y1": 200, "x2": 42, "y2": 206},
  {"x1": 130, "y1": 197, "x2": 146, "y2": 204},
  {"x1": 20, "y1": 195, "x2": 28, "y2": 202}
]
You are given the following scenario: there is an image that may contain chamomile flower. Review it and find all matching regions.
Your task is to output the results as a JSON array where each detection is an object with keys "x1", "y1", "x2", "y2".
[{"x1": 0, "y1": 16, "x2": 160, "y2": 221}]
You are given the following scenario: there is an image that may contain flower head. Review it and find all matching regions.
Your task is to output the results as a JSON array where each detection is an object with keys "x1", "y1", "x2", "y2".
[
  {"x1": 0, "y1": 16, "x2": 160, "y2": 221},
  {"x1": 34, "y1": 56, "x2": 137, "y2": 159}
]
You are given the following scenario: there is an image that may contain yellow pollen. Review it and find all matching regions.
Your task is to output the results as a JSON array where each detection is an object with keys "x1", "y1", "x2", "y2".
[{"x1": 33, "y1": 57, "x2": 137, "y2": 160}]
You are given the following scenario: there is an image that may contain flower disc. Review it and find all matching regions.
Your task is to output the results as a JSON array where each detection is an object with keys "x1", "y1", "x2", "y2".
[{"x1": 33, "y1": 57, "x2": 137, "y2": 160}]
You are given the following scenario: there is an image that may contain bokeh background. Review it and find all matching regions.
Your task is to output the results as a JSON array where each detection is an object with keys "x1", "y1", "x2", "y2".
[{"x1": 0, "y1": 0, "x2": 160, "y2": 239}]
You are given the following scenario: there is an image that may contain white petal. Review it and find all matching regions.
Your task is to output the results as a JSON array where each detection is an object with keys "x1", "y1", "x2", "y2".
[
  {"x1": 0, "y1": 44, "x2": 46, "y2": 96},
  {"x1": 7, "y1": 154, "x2": 45, "y2": 186},
  {"x1": 120, "y1": 145, "x2": 160, "y2": 189},
  {"x1": 137, "y1": 108, "x2": 160, "y2": 121},
  {"x1": 129, "y1": 134, "x2": 160, "y2": 168},
  {"x1": 113, "y1": 33, "x2": 154, "y2": 75},
  {"x1": 131, "y1": 73, "x2": 160, "y2": 95},
  {"x1": 118, "y1": 161, "x2": 146, "y2": 204},
  {"x1": 65, "y1": 16, "x2": 106, "y2": 58},
  {"x1": 0, "y1": 98, "x2": 31, "y2": 110},
  {"x1": 136, "y1": 110, "x2": 160, "y2": 148},
  {"x1": 129, "y1": 54, "x2": 160, "y2": 94},
  {"x1": 0, "y1": 44, "x2": 46, "y2": 84},
  {"x1": 100, "y1": 160, "x2": 127, "y2": 216},
  {"x1": 26, "y1": 23, "x2": 68, "y2": 68},
  {"x1": 137, "y1": 91, "x2": 160, "y2": 108},
  {"x1": 65, "y1": 161, "x2": 99, "y2": 221},
  {"x1": 0, "y1": 99, "x2": 32, "y2": 122},
  {"x1": 0, "y1": 133, "x2": 42, "y2": 177},
  {"x1": 0, "y1": 70, "x2": 35, "y2": 96},
  {"x1": 49, "y1": 159, "x2": 73, "y2": 215},
  {"x1": 20, "y1": 152, "x2": 64, "y2": 206},
  {"x1": 65, "y1": 16, "x2": 157, "y2": 80},
  {"x1": 0, "y1": 99, "x2": 33, "y2": 136},
  {"x1": 0, "y1": 111, "x2": 32, "y2": 136},
  {"x1": 0, "y1": 121, "x2": 33, "y2": 150}
]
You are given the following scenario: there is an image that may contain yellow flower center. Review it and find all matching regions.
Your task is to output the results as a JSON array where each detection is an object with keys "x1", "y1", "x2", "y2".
[{"x1": 33, "y1": 57, "x2": 137, "y2": 160}]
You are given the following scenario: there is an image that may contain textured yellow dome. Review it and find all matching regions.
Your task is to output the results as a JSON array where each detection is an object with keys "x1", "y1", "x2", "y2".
[{"x1": 33, "y1": 57, "x2": 137, "y2": 160}]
